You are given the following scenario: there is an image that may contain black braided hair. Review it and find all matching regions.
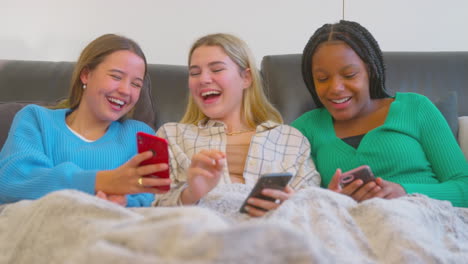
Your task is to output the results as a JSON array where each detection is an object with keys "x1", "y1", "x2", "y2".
[{"x1": 301, "y1": 20, "x2": 390, "y2": 108}]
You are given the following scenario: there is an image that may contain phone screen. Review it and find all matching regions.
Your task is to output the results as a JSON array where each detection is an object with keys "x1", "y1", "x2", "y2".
[
  {"x1": 137, "y1": 132, "x2": 170, "y2": 191},
  {"x1": 239, "y1": 172, "x2": 292, "y2": 213}
]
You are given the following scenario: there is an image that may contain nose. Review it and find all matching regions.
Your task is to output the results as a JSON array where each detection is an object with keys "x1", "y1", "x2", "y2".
[
  {"x1": 199, "y1": 70, "x2": 212, "y2": 84},
  {"x1": 329, "y1": 77, "x2": 345, "y2": 93},
  {"x1": 118, "y1": 81, "x2": 131, "y2": 95}
]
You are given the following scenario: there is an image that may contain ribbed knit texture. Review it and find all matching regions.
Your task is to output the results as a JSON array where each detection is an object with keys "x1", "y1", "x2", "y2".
[
  {"x1": 0, "y1": 104, "x2": 156, "y2": 207},
  {"x1": 292, "y1": 92, "x2": 468, "y2": 207}
]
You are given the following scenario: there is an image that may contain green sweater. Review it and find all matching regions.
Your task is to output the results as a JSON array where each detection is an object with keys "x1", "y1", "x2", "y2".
[{"x1": 292, "y1": 93, "x2": 468, "y2": 207}]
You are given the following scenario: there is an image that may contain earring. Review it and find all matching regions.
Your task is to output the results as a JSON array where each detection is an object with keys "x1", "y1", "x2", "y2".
[{"x1": 83, "y1": 84, "x2": 87, "y2": 89}]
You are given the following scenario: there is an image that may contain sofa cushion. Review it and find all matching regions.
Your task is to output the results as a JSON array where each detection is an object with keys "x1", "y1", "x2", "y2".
[
  {"x1": 0, "y1": 102, "x2": 32, "y2": 149},
  {"x1": 146, "y1": 64, "x2": 189, "y2": 129},
  {"x1": 132, "y1": 75, "x2": 156, "y2": 128},
  {"x1": 384, "y1": 52, "x2": 468, "y2": 116},
  {"x1": 261, "y1": 54, "x2": 315, "y2": 124}
]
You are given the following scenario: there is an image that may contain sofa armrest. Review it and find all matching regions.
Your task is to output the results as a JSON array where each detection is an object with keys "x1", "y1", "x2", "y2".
[{"x1": 458, "y1": 116, "x2": 468, "y2": 160}]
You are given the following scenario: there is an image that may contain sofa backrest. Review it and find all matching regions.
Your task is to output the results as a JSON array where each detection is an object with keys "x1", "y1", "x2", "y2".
[
  {"x1": 0, "y1": 59, "x2": 183, "y2": 148},
  {"x1": 261, "y1": 52, "x2": 468, "y2": 124},
  {"x1": 146, "y1": 64, "x2": 188, "y2": 129},
  {"x1": 1, "y1": 52, "x2": 467, "y2": 150}
]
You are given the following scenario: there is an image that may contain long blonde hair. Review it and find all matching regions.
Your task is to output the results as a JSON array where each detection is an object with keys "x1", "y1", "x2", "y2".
[
  {"x1": 180, "y1": 33, "x2": 282, "y2": 127},
  {"x1": 53, "y1": 34, "x2": 147, "y2": 120}
]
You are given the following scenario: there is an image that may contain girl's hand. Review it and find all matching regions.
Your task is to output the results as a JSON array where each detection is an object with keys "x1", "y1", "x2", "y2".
[
  {"x1": 95, "y1": 190, "x2": 127, "y2": 206},
  {"x1": 181, "y1": 149, "x2": 226, "y2": 205},
  {"x1": 366, "y1": 178, "x2": 407, "y2": 200},
  {"x1": 244, "y1": 185, "x2": 295, "y2": 217},
  {"x1": 328, "y1": 169, "x2": 406, "y2": 202},
  {"x1": 95, "y1": 151, "x2": 171, "y2": 195}
]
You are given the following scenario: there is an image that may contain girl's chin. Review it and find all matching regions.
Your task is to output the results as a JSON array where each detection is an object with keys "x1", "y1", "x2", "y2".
[
  {"x1": 201, "y1": 110, "x2": 225, "y2": 120},
  {"x1": 330, "y1": 111, "x2": 355, "y2": 122}
]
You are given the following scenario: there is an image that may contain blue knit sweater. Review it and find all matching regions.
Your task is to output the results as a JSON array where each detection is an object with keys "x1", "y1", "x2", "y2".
[{"x1": 0, "y1": 104, "x2": 155, "y2": 207}]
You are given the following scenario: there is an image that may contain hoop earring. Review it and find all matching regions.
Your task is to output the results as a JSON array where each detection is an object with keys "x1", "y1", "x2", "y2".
[{"x1": 83, "y1": 84, "x2": 87, "y2": 89}]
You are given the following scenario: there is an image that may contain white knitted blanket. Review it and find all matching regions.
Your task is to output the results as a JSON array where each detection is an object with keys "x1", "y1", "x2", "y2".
[{"x1": 0, "y1": 185, "x2": 467, "y2": 264}]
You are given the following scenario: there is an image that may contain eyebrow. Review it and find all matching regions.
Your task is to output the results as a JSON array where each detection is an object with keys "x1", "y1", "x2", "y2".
[
  {"x1": 208, "y1": 61, "x2": 226, "y2": 67},
  {"x1": 313, "y1": 64, "x2": 360, "y2": 73},
  {"x1": 189, "y1": 61, "x2": 227, "y2": 70},
  {"x1": 109, "y1": 69, "x2": 144, "y2": 83}
]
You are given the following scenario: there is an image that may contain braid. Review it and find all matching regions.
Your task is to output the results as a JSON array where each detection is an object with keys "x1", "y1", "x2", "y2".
[{"x1": 301, "y1": 20, "x2": 390, "y2": 108}]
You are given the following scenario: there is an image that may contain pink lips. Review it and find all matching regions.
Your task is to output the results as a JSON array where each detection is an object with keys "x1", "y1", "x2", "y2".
[
  {"x1": 107, "y1": 96, "x2": 127, "y2": 111},
  {"x1": 328, "y1": 97, "x2": 351, "y2": 110},
  {"x1": 199, "y1": 89, "x2": 221, "y2": 104}
]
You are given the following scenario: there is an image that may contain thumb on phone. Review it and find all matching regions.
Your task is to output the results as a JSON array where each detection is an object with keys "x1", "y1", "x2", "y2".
[{"x1": 328, "y1": 168, "x2": 343, "y2": 193}]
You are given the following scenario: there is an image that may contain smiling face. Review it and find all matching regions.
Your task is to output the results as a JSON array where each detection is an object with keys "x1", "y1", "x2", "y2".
[
  {"x1": 79, "y1": 50, "x2": 145, "y2": 125},
  {"x1": 188, "y1": 45, "x2": 251, "y2": 125},
  {"x1": 312, "y1": 41, "x2": 373, "y2": 122}
]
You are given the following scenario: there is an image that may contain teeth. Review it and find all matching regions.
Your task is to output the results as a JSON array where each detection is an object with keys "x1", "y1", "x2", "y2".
[
  {"x1": 108, "y1": 97, "x2": 125, "y2": 106},
  {"x1": 331, "y1": 97, "x2": 350, "y2": 104},
  {"x1": 201, "y1": 91, "x2": 221, "y2": 97}
]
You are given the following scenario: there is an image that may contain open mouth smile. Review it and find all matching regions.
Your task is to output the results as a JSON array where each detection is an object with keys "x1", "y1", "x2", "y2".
[
  {"x1": 107, "y1": 96, "x2": 126, "y2": 109},
  {"x1": 330, "y1": 97, "x2": 351, "y2": 104}
]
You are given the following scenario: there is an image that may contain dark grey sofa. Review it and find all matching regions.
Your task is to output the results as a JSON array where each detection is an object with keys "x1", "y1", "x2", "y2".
[{"x1": 1, "y1": 52, "x2": 467, "y2": 159}]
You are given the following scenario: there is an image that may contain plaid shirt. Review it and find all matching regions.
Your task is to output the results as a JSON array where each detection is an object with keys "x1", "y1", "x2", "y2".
[{"x1": 153, "y1": 120, "x2": 321, "y2": 206}]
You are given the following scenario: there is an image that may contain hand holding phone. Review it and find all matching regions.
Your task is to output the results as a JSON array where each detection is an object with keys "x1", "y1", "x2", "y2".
[
  {"x1": 137, "y1": 132, "x2": 170, "y2": 191},
  {"x1": 239, "y1": 172, "x2": 293, "y2": 214},
  {"x1": 340, "y1": 165, "x2": 375, "y2": 188}
]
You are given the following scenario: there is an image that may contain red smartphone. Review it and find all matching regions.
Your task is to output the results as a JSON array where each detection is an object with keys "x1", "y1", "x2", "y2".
[
  {"x1": 340, "y1": 165, "x2": 375, "y2": 188},
  {"x1": 136, "y1": 132, "x2": 170, "y2": 191},
  {"x1": 239, "y1": 172, "x2": 293, "y2": 213}
]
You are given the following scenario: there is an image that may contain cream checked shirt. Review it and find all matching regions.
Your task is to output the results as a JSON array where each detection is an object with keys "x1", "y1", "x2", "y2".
[{"x1": 153, "y1": 120, "x2": 321, "y2": 206}]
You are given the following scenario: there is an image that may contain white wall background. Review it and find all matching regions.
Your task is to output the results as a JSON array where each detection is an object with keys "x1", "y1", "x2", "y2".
[{"x1": 1, "y1": 0, "x2": 467, "y2": 65}]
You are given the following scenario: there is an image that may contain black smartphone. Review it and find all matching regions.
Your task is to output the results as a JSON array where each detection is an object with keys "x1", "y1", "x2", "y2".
[
  {"x1": 239, "y1": 172, "x2": 293, "y2": 214},
  {"x1": 339, "y1": 165, "x2": 375, "y2": 188},
  {"x1": 137, "y1": 132, "x2": 170, "y2": 191}
]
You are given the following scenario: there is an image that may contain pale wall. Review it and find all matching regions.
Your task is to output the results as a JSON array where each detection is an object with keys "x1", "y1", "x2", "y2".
[{"x1": 0, "y1": 0, "x2": 466, "y2": 65}]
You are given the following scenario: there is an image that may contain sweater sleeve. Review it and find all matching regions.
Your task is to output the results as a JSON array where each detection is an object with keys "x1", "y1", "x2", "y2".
[
  {"x1": 288, "y1": 127, "x2": 321, "y2": 190},
  {"x1": 400, "y1": 95, "x2": 468, "y2": 207},
  {"x1": 126, "y1": 193, "x2": 155, "y2": 207},
  {"x1": 0, "y1": 106, "x2": 96, "y2": 204}
]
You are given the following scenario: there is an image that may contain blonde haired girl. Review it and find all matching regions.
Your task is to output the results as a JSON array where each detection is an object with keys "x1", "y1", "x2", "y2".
[{"x1": 155, "y1": 33, "x2": 320, "y2": 217}]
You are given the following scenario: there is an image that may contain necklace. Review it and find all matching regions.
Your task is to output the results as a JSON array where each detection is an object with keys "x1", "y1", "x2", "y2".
[{"x1": 225, "y1": 129, "x2": 255, "y2": 136}]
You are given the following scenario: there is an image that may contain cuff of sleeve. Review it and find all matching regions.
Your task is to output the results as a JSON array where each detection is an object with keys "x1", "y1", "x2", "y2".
[
  {"x1": 127, "y1": 193, "x2": 155, "y2": 207},
  {"x1": 72, "y1": 170, "x2": 99, "y2": 195}
]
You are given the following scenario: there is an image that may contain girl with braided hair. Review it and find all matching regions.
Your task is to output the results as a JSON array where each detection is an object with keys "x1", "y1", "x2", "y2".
[{"x1": 292, "y1": 20, "x2": 468, "y2": 207}]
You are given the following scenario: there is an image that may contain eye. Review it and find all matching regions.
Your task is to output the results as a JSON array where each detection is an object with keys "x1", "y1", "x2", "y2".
[
  {"x1": 110, "y1": 74, "x2": 122, "y2": 80},
  {"x1": 314, "y1": 76, "x2": 328, "y2": 83},
  {"x1": 344, "y1": 72, "x2": 357, "y2": 79},
  {"x1": 212, "y1": 68, "x2": 224, "y2": 73},
  {"x1": 189, "y1": 70, "x2": 201, "y2": 76},
  {"x1": 131, "y1": 82, "x2": 143, "y2": 88}
]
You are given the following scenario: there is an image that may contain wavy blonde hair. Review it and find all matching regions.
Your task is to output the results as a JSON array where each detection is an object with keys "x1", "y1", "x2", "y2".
[
  {"x1": 180, "y1": 33, "x2": 282, "y2": 126},
  {"x1": 53, "y1": 34, "x2": 147, "y2": 120}
]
